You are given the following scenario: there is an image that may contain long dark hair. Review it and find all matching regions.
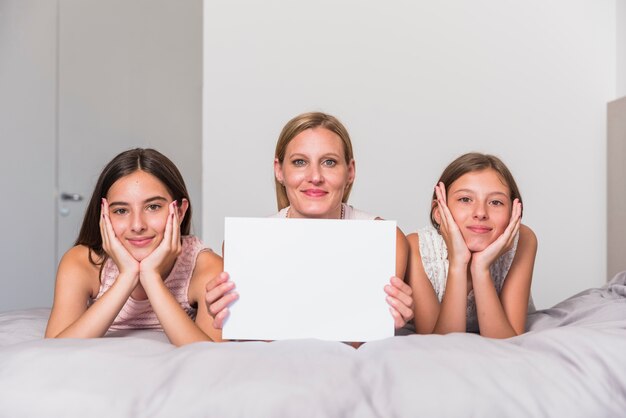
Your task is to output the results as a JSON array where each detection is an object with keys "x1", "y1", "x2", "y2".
[{"x1": 75, "y1": 148, "x2": 192, "y2": 265}]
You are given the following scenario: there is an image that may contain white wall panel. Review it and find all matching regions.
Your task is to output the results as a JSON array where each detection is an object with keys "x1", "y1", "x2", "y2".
[{"x1": 204, "y1": 0, "x2": 617, "y2": 308}]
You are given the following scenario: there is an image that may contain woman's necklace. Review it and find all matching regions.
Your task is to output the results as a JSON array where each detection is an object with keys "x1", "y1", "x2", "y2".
[{"x1": 286, "y1": 204, "x2": 345, "y2": 219}]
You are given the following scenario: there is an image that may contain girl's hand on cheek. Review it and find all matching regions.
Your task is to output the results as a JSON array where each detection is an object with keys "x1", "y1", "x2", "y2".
[
  {"x1": 435, "y1": 183, "x2": 471, "y2": 268},
  {"x1": 139, "y1": 201, "x2": 182, "y2": 281},
  {"x1": 471, "y1": 199, "x2": 522, "y2": 274},
  {"x1": 100, "y1": 198, "x2": 139, "y2": 278}
]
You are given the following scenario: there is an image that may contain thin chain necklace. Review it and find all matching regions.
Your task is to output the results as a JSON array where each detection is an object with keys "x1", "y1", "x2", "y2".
[{"x1": 286, "y1": 204, "x2": 345, "y2": 219}]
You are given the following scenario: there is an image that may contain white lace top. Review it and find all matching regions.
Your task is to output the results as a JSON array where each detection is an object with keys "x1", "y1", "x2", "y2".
[{"x1": 417, "y1": 226, "x2": 534, "y2": 332}]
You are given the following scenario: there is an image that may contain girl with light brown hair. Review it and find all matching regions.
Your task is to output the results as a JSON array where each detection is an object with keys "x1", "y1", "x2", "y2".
[{"x1": 407, "y1": 152, "x2": 537, "y2": 338}]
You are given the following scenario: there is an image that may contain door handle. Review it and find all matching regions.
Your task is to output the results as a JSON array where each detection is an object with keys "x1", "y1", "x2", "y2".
[{"x1": 60, "y1": 192, "x2": 83, "y2": 201}]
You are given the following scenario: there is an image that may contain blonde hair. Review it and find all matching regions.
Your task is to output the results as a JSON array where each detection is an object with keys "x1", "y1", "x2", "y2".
[
  {"x1": 274, "y1": 112, "x2": 355, "y2": 210},
  {"x1": 430, "y1": 152, "x2": 523, "y2": 229}
]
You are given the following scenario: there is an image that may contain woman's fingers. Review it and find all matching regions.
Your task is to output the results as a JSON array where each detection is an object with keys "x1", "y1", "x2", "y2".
[
  {"x1": 385, "y1": 276, "x2": 413, "y2": 308},
  {"x1": 385, "y1": 276, "x2": 414, "y2": 328},
  {"x1": 208, "y1": 291, "x2": 239, "y2": 318},
  {"x1": 206, "y1": 279, "x2": 236, "y2": 305},
  {"x1": 388, "y1": 306, "x2": 410, "y2": 329},
  {"x1": 386, "y1": 297, "x2": 414, "y2": 322},
  {"x1": 205, "y1": 272, "x2": 229, "y2": 294},
  {"x1": 205, "y1": 272, "x2": 239, "y2": 320},
  {"x1": 213, "y1": 308, "x2": 230, "y2": 330}
]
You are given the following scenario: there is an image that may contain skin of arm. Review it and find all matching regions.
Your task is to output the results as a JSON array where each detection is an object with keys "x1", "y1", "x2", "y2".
[
  {"x1": 44, "y1": 245, "x2": 139, "y2": 338},
  {"x1": 46, "y1": 202, "x2": 143, "y2": 339},
  {"x1": 471, "y1": 224, "x2": 537, "y2": 338},
  {"x1": 204, "y1": 241, "x2": 238, "y2": 331},
  {"x1": 383, "y1": 226, "x2": 414, "y2": 328},
  {"x1": 430, "y1": 185, "x2": 534, "y2": 338},
  {"x1": 429, "y1": 183, "x2": 472, "y2": 334},
  {"x1": 189, "y1": 251, "x2": 225, "y2": 342},
  {"x1": 431, "y1": 262, "x2": 469, "y2": 334},
  {"x1": 406, "y1": 233, "x2": 441, "y2": 334},
  {"x1": 137, "y1": 202, "x2": 224, "y2": 346},
  {"x1": 141, "y1": 250, "x2": 224, "y2": 345},
  {"x1": 393, "y1": 226, "x2": 409, "y2": 278},
  {"x1": 47, "y1": 200, "x2": 224, "y2": 346}
]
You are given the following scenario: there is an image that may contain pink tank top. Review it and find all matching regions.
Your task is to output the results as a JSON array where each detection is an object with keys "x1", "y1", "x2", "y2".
[{"x1": 93, "y1": 235, "x2": 209, "y2": 330}]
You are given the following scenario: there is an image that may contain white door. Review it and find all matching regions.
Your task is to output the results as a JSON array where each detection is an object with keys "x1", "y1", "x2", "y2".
[
  {"x1": 56, "y1": 0, "x2": 203, "y2": 262},
  {"x1": 0, "y1": 0, "x2": 202, "y2": 312},
  {"x1": 0, "y1": 0, "x2": 58, "y2": 312}
]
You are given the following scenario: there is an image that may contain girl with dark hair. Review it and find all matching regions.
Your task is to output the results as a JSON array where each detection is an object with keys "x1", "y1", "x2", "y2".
[
  {"x1": 406, "y1": 153, "x2": 537, "y2": 338},
  {"x1": 45, "y1": 148, "x2": 223, "y2": 346}
]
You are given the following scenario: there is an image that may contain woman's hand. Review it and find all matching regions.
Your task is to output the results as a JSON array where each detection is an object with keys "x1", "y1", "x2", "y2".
[
  {"x1": 471, "y1": 199, "x2": 522, "y2": 275},
  {"x1": 434, "y1": 182, "x2": 471, "y2": 267},
  {"x1": 100, "y1": 198, "x2": 140, "y2": 279},
  {"x1": 139, "y1": 201, "x2": 182, "y2": 281},
  {"x1": 385, "y1": 276, "x2": 414, "y2": 329},
  {"x1": 205, "y1": 271, "x2": 239, "y2": 329}
]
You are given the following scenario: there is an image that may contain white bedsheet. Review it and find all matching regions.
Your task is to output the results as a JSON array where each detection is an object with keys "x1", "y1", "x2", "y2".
[{"x1": 1, "y1": 272, "x2": 625, "y2": 417}]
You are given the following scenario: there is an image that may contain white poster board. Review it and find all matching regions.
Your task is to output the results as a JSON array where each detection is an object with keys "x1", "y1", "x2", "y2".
[{"x1": 222, "y1": 217, "x2": 396, "y2": 341}]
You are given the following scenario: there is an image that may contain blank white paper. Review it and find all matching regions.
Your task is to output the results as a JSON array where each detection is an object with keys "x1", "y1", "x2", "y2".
[{"x1": 222, "y1": 217, "x2": 396, "y2": 342}]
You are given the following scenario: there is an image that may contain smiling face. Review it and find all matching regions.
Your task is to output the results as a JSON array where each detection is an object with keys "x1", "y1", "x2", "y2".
[
  {"x1": 439, "y1": 168, "x2": 512, "y2": 252},
  {"x1": 106, "y1": 170, "x2": 187, "y2": 261},
  {"x1": 274, "y1": 127, "x2": 355, "y2": 219}
]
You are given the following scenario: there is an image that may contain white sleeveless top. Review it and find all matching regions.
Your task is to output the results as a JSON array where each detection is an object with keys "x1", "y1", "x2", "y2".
[
  {"x1": 271, "y1": 203, "x2": 377, "y2": 220},
  {"x1": 417, "y1": 226, "x2": 535, "y2": 332}
]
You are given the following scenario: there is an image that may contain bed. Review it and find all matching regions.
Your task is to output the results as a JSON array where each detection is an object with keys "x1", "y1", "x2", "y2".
[{"x1": 1, "y1": 272, "x2": 625, "y2": 417}]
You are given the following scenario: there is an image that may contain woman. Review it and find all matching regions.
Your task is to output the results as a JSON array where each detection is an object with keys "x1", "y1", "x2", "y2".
[{"x1": 206, "y1": 112, "x2": 414, "y2": 334}]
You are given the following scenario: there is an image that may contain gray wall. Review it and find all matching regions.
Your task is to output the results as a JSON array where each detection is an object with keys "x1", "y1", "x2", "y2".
[
  {"x1": 1, "y1": 0, "x2": 622, "y2": 312},
  {"x1": 610, "y1": 0, "x2": 626, "y2": 277},
  {"x1": 0, "y1": 1, "x2": 58, "y2": 311},
  {"x1": 608, "y1": 96, "x2": 626, "y2": 278},
  {"x1": 0, "y1": 0, "x2": 202, "y2": 312},
  {"x1": 203, "y1": 0, "x2": 618, "y2": 309},
  {"x1": 56, "y1": 0, "x2": 203, "y2": 258},
  {"x1": 616, "y1": 0, "x2": 626, "y2": 97}
]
